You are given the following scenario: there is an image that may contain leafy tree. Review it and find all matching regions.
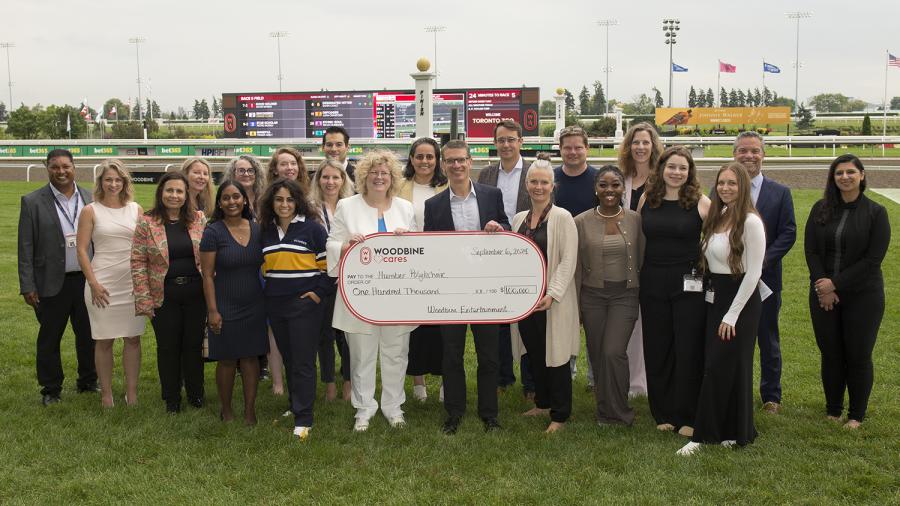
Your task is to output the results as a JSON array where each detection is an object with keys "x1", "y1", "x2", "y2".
[
  {"x1": 111, "y1": 120, "x2": 159, "y2": 139},
  {"x1": 0, "y1": 102, "x2": 7, "y2": 122},
  {"x1": 861, "y1": 114, "x2": 872, "y2": 135},
  {"x1": 578, "y1": 86, "x2": 592, "y2": 115},
  {"x1": 585, "y1": 117, "x2": 616, "y2": 136},
  {"x1": 7, "y1": 105, "x2": 42, "y2": 138},
  {"x1": 652, "y1": 87, "x2": 664, "y2": 108},
  {"x1": 753, "y1": 88, "x2": 762, "y2": 107},
  {"x1": 796, "y1": 102, "x2": 815, "y2": 130},
  {"x1": 192, "y1": 100, "x2": 201, "y2": 119},
  {"x1": 720, "y1": 87, "x2": 729, "y2": 107},
  {"x1": 809, "y1": 93, "x2": 865, "y2": 113},
  {"x1": 42, "y1": 105, "x2": 88, "y2": 138},
  {"x1": 168, "y1": 111, "x2": 176, "y2": 121},
  {"x1": 763, "y1": 87, "x2": 773, "y2": 106},
  {"x1": 564, "y1": 90, "x2": 575, "y2": 112},
  {"x1": 212, "y1": 96, "x2": 221, "y2": 118},
  {"x1": 705, "y1": 88, "x2": 714, "y2": 107},
  {"x1": 623, "y1": 94, "x2": 654, "y2": 115},
  {"x1": 539, "y1": 100, "x2": 555, "y2": 116},
  {"x1": 198, "y1": 99, "x2": 211, "y2": 120},
  {"x1": 736, "y1": 90, "x2": 746, "y2": 107},
  {"x1": 770, "y1": 95, "x2": 795, "y2": 109},
  {"x1": 891, "y1": 96, "x2": 900, "y2": 110},
  {"x1": 592, "y1": 81, "x2": 606, "y2": 114},
  {"x1": 177, "y1": 106, "x2": 189, "y2": 120},
  {"x1": 688, "y1": 86, "x2": 697, "y2": 108},
  {"x1": 728, "y1": 89, "x2": 738, "y2": 107},
  {"x1": 846, "y1": 99, "x2": 867, "y2": 112}
]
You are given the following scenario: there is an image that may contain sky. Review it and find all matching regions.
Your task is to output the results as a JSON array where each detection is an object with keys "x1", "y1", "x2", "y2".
[{"x1": 4, "y1": 0, "x2": 899, "y2": 113}]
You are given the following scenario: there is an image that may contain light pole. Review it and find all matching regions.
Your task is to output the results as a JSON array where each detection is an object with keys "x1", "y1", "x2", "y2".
[
  {"x1": 128, "y1": 37, "x2": 145, "y2": 123},
  {"x1": 0, "y1": 42, "x2": 13, "y2": 110},
  {"x1": 424, "y1": 25, "x2": 446, "y2": 88},
  {"x1": 596, "y1": 19, "x2": 617, "y2": 113},
  {"x1": 270, "y1": 31, "x2": 289, "y2": 92},
  {"x1": 786, "y1": 11, "x2": 812, "y2": 114},
  {"x1": 663, "y1": 19, "x2": 680, "y2": 107}
]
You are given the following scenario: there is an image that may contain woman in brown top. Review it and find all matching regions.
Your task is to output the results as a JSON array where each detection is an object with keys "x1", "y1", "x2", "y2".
[{"x1": 574, "y1": 165, "x2": 644, "y2": 425}]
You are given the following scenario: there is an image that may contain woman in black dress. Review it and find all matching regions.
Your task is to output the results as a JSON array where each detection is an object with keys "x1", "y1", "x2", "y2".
[
  {"x1": 679, "y1": 162, "x2": 766, "y2": 455},
  {"x1": 805, "y1": 154, "x2": 890, "y2": 429},
  {"x1": 199, "y1": 181, "x2": 268, "y2": 424}
]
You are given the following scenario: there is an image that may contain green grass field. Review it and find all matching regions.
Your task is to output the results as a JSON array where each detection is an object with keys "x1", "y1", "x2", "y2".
[{"x1": 0, "y1": 182, "x2": 898, "y2": 504}]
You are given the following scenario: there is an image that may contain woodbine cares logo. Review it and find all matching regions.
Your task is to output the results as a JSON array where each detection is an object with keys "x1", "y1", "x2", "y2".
[{"x1": 359, "y1": 245, "x2": 425, "y2": 265}]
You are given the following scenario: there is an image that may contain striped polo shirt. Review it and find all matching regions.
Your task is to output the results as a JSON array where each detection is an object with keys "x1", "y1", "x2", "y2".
[{"x1": 261, "y1": 216, "x2": 332, "y2": 298}]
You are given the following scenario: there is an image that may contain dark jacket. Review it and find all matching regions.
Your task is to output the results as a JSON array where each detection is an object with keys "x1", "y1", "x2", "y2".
[
  {"x1": 423, "y1": 182, "x2": 511, "y2": 232},
  {"x1": 477, "y1": 159, "x2": 531, "y2": 214},
  {"x1": 18, "y1": 184, "x2": 93, "y2": 297},
  {"x1": 805, "y1": 193, "x2": 890, "y2": 293},
  {"x1": 755, "y1": 176, "x2": 797, "y2": 291}
]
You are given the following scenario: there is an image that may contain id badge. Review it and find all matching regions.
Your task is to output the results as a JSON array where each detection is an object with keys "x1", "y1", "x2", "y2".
[
  {"x1": 65, "y1": 233, "x2": 77, "y2": 248},
  {"x1": 705, "y1": 289, "x2": 715, "y2": 304},
  {"x1": 683, "y1": 275, "x2": 703, "y2": 293}
]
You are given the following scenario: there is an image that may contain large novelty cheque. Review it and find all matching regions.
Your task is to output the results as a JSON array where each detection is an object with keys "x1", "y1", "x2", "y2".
[{"x1": 339, "y1": 232, "x2": 547, "y2": 324}]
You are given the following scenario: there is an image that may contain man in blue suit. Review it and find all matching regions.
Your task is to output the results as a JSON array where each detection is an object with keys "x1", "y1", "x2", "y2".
[
  {"x1": 733, "y1": 131, "x2": 796, "y2": 414},
  {"x1": 424, "y1": 139, "x2": 510, "y2": 434}
]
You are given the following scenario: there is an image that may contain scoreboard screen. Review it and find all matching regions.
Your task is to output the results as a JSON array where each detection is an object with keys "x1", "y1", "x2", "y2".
[{"x1": 222, "y1": 87, "x2": 539, "y2": 139}]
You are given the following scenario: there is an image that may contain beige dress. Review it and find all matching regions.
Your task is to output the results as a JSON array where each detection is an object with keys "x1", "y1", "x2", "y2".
[{"x1": 84, "y1": 202, "x2": 146, "y2": 339}]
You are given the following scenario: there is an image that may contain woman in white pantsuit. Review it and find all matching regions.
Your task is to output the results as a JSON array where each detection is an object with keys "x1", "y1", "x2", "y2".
[{"x1": 326, "y1": 149, "x2": 418, "y2": 432}]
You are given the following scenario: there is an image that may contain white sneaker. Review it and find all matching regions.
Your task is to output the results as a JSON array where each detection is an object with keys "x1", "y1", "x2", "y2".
[
  {"x1": 413, "y1": 384, "x2": 427, "y2": 402},
  {"x1": 292, "y1": 426, "x2": 310, "y2": 441},
  {"x1": 388, "y1": 415, "x2": 407, "y2": 428},
  {"x1": 721, "y1": 440, "x2": 737, "y2": 448},
  {"x1": 282, "y1": 410, "x2": 292, "y2": 418},
  {"x1": 353, "y1": 418, "x2": 370, "y2": 432},
  {"x1": 439, "y1": 385, "x2": 444, "y2": 402},
  {"x1": 676, "y1": 442, "x2": 701, "y2": 456}
]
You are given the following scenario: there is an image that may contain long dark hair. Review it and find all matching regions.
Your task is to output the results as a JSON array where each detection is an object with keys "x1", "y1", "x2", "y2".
[
  {"x1": 403, "y1": 137, "x2": 447, "y2": 187},
  {"x1": 644, "y1": 146, "x2": 702, "y2": 209},
  {"x1": 816, "y1": 154, "x2": 867, "y2": 225},
  {"x1": 148, "y1": 172, "x2": 196, "y2": 224},
  {"x1": 258, "y1": 178, "x2": 320, "y2": 231},
  {"x1": 210, "y1": 180, "x2": 253, "y2": 223}
]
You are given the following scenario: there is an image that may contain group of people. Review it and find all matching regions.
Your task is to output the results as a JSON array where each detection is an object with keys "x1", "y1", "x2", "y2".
[{"x1": 18, "y1": 121, "x2": 889, "y2": 454}]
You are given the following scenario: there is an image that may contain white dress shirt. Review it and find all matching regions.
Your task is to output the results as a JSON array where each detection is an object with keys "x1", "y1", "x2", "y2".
[
  {"x1": 496, "y1": 156, "x2": 523, "y2": 224},
  {"x1": 449, "y1": 180, "x2": 480, "y2": 231}
]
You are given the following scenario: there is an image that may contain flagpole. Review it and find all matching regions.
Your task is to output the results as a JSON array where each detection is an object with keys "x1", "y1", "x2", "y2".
[
  {"x1": 717, "y1": 61, "x2": 721, "y2": 107},
  {"x1": 762, "y1": 58, "x2": 765, "y2": 92},
  {"x1": 883, "y1": 50, "x2": 889, "y2": 156}
]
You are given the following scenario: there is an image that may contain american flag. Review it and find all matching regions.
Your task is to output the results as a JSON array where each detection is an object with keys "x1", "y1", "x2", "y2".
[{"x1": 890, "y1": 53, "x2": 900, "y2": 68}]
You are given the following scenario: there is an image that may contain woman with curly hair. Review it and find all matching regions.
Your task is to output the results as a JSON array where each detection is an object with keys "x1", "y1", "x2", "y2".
[{"x1": 638, "y1": 146, "x2": 710, "y2": 437}]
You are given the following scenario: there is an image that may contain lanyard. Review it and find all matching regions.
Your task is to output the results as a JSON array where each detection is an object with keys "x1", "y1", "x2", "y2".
[
  {"x1": 54, "y1": 191, "x2": 81, "y2": 229},
  {"x1": 323, "y1": 207, "x2": 331, "y2": 232}
]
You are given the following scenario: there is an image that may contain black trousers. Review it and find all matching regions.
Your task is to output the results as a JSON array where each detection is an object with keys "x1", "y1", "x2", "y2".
[
  {"x1": 441, "y1": 324, "x2": 499, "y2": 420},
  {"x1": 268, "y1": 294, "x2": 324, "y2": 427},
  {"x1": 34, "y1": 272, "x2": 96, "y2": 396},
  {"x1": 757, "y1": 290, "x2": 783, "y2": 403},
  {"x1": 317, "y1": 292, "x2": 349, "y2": 383},
  {"x1": 518, "y1": 310, "x2": 572, "y2": 423},
  {"x1": 151, "y1": 279, "x2": 207, "y2": 405},
  {"x1": 809, "y1": 285, "x2": 883, "y2": 422},
  {"x1": 639, "y1": 262, "x2": 706, "y2": 429}
]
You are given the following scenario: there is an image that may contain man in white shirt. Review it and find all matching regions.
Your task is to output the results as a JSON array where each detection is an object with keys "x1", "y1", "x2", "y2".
[{"x1": 477, "y1": 120, "x2": 535, "y2": 398}]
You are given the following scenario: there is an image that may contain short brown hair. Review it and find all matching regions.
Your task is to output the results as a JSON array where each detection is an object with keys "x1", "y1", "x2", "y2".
[
  {"x1": 493, "y1": 120, "x2": 522, "y2": 139},
  {"x1": 441, "y1": 139, "x2": 470, "y2": 158},
  {"x1": 559, "y1": 126, "x2": 588, "y2": 148}
]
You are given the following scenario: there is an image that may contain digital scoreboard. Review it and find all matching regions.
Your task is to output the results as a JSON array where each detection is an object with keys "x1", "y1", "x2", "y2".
[{"x1": 222, "y1": 87, "x2": 539, "y2": 139}]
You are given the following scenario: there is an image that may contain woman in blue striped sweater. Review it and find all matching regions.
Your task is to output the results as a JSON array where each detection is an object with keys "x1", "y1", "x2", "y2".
[{"x1": 258, "y1": 178, "x2": 334, "y2": 441}]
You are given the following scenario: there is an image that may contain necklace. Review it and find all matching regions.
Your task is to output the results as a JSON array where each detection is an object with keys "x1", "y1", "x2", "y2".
[{"x1": 595, "y1": 206, "x2": 622, "y2": 219}]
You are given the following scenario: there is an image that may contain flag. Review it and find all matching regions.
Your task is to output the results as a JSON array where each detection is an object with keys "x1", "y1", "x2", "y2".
[
  {"x1": 719, "y1": 60, "x2": 736, "y2": 73},
  {"x1": 890, "y1": 53, "x2": 900, "y2": 68},
  {"x1": 96, "y1": 106, "x2": 104, "y2": 121},
  {"x1": 763, "y1": 62, "x2": 781, "y2": 73},
  {"x1": 672, "y1": 63, "x2": 688, "y2": 72},
  {"x1": 66, "y1": 113, "x2": 71, "y2": 133},
  {"x1": 110, "y1": 106, "x2": 117, "y2": 115}
]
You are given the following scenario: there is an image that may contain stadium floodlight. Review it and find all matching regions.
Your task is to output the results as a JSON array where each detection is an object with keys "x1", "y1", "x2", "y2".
[
  {"x1": 596, "y1": 20, "x2": 618, "y2": 113},
  {"x1": 785, "y1": 12, "x2": 812, "y2": 114},
  {"x1": 128, "y1": 38, "x2": 146, "y2": 122},
  {"x1": 270, "y1": 31, "x2": 289, "y2": 92},
  {"x1": 424, "y1": 26, "x2": 446, "y2": 87}
]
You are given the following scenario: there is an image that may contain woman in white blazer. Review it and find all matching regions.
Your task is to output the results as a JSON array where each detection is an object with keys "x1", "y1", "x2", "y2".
[
  {"x1": 326, "y1": 149, "x2": 418, "y2": 432},
  {"x1": 511, "y1": 154, "x2": 580, "y2": 433}
]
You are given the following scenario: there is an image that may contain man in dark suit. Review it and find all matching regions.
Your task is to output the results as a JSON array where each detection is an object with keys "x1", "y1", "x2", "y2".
[
  {"x1": 322, "y1": 125, "x2": 356, "y2": 182},
  {"x1": 476, "y1": 119, "x2": 534, "y2": 398},
  {"x1": 18, "y1": 149, "x2": 97, "y2": 406},
  {"x1": 424, "y1": 139, "x2": 511, "y2": 434},
  {"x1": 733, "y1": 131, "x2": 796, "y2": 414}
]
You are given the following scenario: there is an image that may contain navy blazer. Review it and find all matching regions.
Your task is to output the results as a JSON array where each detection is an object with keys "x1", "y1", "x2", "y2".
[
  {"x1": 423, "y1": 182, "x2": 511, "y2": 232},
  {"x1": 755, "y1": 176, "x2": 796, "y2": 291}
]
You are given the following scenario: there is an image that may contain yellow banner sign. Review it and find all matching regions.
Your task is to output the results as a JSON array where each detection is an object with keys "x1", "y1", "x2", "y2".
[{"x1": 655, "y1": 107, "x2": 791, "y2": 126}]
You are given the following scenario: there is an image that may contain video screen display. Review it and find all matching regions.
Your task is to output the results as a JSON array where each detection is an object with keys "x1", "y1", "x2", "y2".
[{"x1": 222, "y1": 87, "x2": 539, "y2": 139}]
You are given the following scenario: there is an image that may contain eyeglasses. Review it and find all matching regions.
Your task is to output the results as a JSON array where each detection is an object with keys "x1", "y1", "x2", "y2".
[
  {"x1": 495, "y1": 137, "x2": 520, "y2": 145},
  {"x1": 369, "y1": 171, "x2": 391, "y2": 178},
  {"x1": 413, "y1": 154, "x2": 436, "y2": 161},
  {"x1": 237, "y1": 168, "x2": 256, "y2": 175},
  {"x1": 442, "y1": 157, "x2": 469, "y2": 166}
]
